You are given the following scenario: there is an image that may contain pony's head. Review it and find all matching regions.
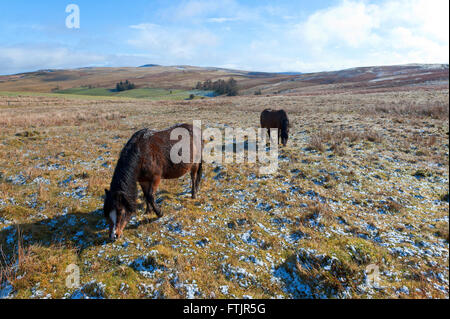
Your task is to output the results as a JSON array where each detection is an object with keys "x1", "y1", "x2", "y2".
[
  {"x1": 103, "y1": 189, "x2": 133, "y2": 241},
  {"x1": 281, "y1": 118, "x2": 290, "y2": 146}
]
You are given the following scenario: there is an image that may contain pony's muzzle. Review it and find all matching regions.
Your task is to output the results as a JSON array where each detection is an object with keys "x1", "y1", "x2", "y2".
[
  {"x1": 110, "y1": 233, "x2": 117, "y2": 241},
  {"x1": 110, "y1": 228, "x2": 118, "y2": 241}
]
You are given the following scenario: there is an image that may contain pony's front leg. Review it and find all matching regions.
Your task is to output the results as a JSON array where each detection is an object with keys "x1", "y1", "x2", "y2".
[
  {"x1": 148, "y1": 193, "x2": 162, "y2": 217},
  {"x1": 140, "y1": 182, "x2": 151, "y2": 214}
]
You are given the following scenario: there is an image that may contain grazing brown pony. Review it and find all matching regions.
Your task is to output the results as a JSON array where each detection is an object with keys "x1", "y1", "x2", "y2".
[
  {"x1": 260, "y1": 109, "x2": 290, "y2": 146},
  {"x1": 104, "y1": 123, "x2": 202, "y2": 241}
]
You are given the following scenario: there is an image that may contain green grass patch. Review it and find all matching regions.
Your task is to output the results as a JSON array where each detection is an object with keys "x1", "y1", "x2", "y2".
[
  {"x1": 0, "y1": 90, "x2": 134, "y2": 101},
  {"x1": 54, "y1": 87, "x2": 209, "y2": 100}
]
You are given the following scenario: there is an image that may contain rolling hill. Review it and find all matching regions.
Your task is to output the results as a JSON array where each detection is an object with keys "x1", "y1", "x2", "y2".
[
  {"x1": 0, "y1": 65, "x2": 294, "y2": 94},
  {"x1": 0, "y1": 63, "x2": 447, "y2": 98},
  {"x1": 243, "y1": 63, "x2": 449, "y2": 95}
]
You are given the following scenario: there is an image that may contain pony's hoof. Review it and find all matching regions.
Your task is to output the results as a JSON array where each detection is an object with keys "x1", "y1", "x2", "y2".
[{"x1": 156, "y1": 211, "x2": 164, "y2": 218}]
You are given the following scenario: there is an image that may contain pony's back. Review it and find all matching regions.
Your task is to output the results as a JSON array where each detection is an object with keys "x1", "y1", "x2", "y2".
[{"x1": 260, "y1": 109, "x2": 288, "y2": 129}]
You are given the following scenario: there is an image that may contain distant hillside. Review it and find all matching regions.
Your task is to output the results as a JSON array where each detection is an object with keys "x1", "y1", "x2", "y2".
[
  {"x1": 276, "y1": 72, "x2": 303, "y2": 75},
  {"x1": 0, "y1": 63, "x2": 447, "y2": 96},
  {"x1": 0, "y1": 65, "x2": 294, "y2": 93},
  {"x1": 139, "y1": 64, "x2": 160, "y2": 68},
  {"x1": 241, "y1": 64, "x2": 449, "y2": 95}
]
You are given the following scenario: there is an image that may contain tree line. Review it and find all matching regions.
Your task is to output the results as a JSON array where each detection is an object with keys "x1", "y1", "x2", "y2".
[
  {"x1": 116, "y1": 80, "x2": 136, "y2": 92},
  {"x1": 195, "y1": 78, "x2": 238, "y2": 96}
]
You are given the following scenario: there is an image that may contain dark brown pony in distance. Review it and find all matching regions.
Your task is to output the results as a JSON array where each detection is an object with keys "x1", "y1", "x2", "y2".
[
  {"x1": 104, "y1": 123, "x2": 202, "y2": 241},
  {"x1": 260, "y1": 109, "x2": 290, "y2": 146}
]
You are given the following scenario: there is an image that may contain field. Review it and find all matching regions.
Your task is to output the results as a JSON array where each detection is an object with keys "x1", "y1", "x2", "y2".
[
  {"x1": 55, "y1": 87, "x2": 213, "y2": 100},
  {"x1": 0, "y1": 65, "x2": 294, "y2": 93},
  {"x1": 0, "y1": 86, "x2": 448, "y2": 299}
]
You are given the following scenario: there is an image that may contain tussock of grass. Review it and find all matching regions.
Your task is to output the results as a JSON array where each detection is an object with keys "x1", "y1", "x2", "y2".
[{"x1": 306, "y1": 135, "x2": 325, "y2": 153}]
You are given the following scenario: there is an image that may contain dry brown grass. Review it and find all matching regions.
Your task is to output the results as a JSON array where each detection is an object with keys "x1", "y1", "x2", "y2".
[
  {"x1": 300, "y1": 202, "x2": 333, "y2": 226},
  {"x1": 436, "y1": 222, "x2": 449, "y2": 243},
  {"x1": 386, "y1": 200, "x2": 403, "y2": 214},
  {"x1": 0, "y1": 228, "x2": 30, "y2": 287},
  {"x1": 0, "y1": 88, "x2": 448, "y2": 299},
  {"x1": 0, "y1": 108, "x2": 124, "y2": 128},
  {"x1": 307, "y1": 127, "x2": 379, "y2": 155},
  {"x1": 307, "y1": 135, "x2": 325, "y2": 152},
  {"x1": 364, "y1": 130, "x2": 383, "y2": 143},
  {"x1": 330, "y1": 141, "x2": 346, "y2": 156},
  {"x1": 373, "y1": 101, "x2": 449, "y2": 119}
]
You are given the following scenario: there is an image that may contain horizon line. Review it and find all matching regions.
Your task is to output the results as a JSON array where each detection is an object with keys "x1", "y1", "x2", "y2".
[{"x1": 1, "y1": 62, "x2": 449, "y2": 77}]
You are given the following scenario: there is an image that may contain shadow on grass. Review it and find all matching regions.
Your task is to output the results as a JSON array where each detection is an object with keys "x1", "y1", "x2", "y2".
[
  {"x1": 273, "y1": 250, "x2": 360, "y2": 299},
  {"x1": 0, "y1": 209, "x2": 159, "y2": 259},
  {"x1": 272, "y1": 254, "x2": 315, "y2": 299}
]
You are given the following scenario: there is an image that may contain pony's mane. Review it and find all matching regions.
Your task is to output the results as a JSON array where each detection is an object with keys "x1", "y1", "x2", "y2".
[{"x1": 110, "y1": 129, "x2": 146, "y2": 212}]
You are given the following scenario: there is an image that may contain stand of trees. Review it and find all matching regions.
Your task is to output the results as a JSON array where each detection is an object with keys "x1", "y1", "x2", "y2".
[
  {"x1": 195, "y1": 78, "x2": 238, "y2": 96},
  {"x1": 116, "y1": 80, "x2": 136, "y2": 92}
]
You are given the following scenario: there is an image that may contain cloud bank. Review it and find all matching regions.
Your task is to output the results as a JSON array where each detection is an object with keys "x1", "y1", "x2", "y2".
[{"x1": 0, "y1": 0, "x2": 448, "y2": 74}]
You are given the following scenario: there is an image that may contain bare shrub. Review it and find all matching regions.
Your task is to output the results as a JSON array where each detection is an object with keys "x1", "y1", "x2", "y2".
[
  {"x1": 374, "y1": 102, "x2": 449, "y2": 119},
  {"x1": 331, "y1": 142, "x2": 346, "y2": 156},
  {"x1": 0, "y1": 228, "x2": 30, "y2": 291},
  {"x1": 436, "y1": 222, "x2": 449, "y2": 243},
  {"x1": 364, "y1": 130, "x2": 383, "y2": 143},
  {"x1": 307, "y1": 135, "x2": 325, "y2": 152},
  {"x1": 387, "y1": 200, "x2": 403, "y2": 213},
  {"x1": 300, "y1": 202, "x2": 332, "y2": 225}
]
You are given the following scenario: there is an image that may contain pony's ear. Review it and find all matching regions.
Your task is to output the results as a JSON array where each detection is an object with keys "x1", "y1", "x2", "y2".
[{"x1": 105, "y1": 189, "x2": 110, "y2": 195}]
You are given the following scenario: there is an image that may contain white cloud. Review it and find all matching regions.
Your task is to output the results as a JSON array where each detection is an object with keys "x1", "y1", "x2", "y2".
[
  {"x1": 149, "y1": 0, "x2": 449, "y2": 72},
  {"x1": 290, "y1": 0, "x2": 449, "y2": 70},
  {"x1": 0, "y1": 45, "x2": 105, "y2": 74},
  {"x1": 128, "y1": 23, "x2": 218, "y2": 61},
  {"x1": 170, "y1": 0, "x2": 225, "y2": 19},
  {"x1": 298, "y1": 1, "x2": 381, "y2": 49},
  {"x1": 160, "y1": 0, "x2": 261, "y2": 24},
  {"x1": 0, "y1": 44, "x2": 162, "y2": 75},
  {"x1": 381, "y1": 0, "x2": 449, "y2": 43},
  {"x1": 207, "y1": 17, "x2": 239, "y2": 23},
  {"x1": 1, "y1": 0, "x2": 447, "y2": 74}
]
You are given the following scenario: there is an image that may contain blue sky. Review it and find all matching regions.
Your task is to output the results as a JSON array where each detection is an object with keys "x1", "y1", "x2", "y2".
[{"x1": 0, "y1": 0, "x2": 448, "y2": 75}]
